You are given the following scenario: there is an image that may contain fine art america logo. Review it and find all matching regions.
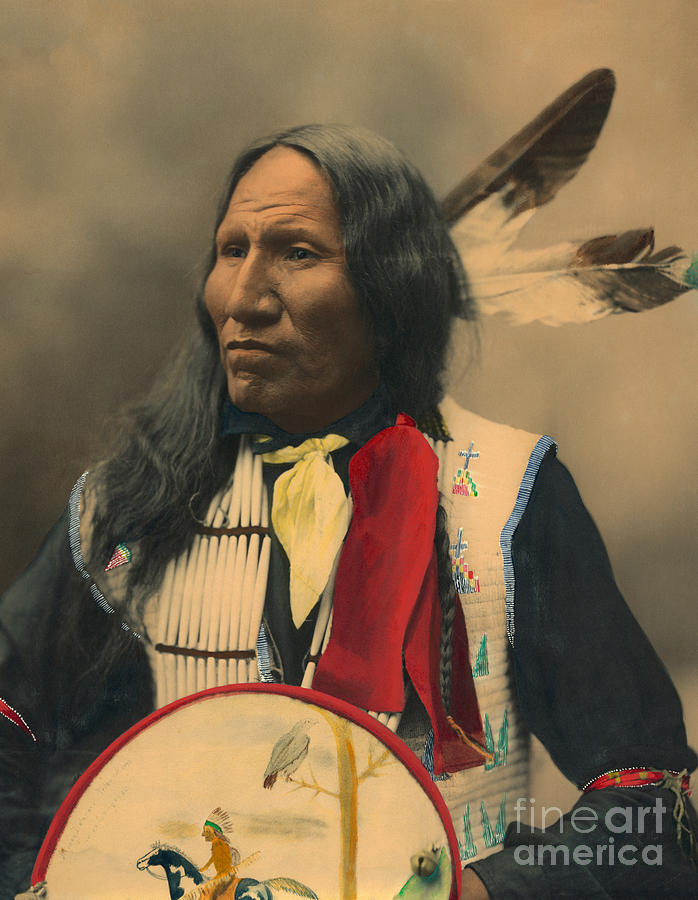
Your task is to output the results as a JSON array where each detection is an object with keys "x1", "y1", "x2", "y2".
[{"x1": 512, "y1": 797, "x2": 666, "y2": 867}]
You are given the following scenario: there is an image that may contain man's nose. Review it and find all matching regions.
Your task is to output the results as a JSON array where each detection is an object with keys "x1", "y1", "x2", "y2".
[{"x1": 223, "y1": 252, "x2": 282, "y2": 324}]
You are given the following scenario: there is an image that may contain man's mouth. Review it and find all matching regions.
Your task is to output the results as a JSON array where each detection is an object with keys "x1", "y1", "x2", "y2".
[{"x1": 225, "y1": 339, "x2": 275, "y2": 352}]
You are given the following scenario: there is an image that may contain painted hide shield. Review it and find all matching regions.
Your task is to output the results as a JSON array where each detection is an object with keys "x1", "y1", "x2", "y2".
[{"x1": 33, "y1": 684, "x2": 460, "y2": 900}]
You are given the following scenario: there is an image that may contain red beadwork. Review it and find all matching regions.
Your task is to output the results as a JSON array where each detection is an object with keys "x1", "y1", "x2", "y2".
[{"x1": 583, "y1": 767, "x2": 691, "y2": 795}]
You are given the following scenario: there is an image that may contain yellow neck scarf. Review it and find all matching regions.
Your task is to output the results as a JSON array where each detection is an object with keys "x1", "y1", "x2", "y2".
[{"x1": 261, "y1": 435, "x2": 351, "y2": 628}]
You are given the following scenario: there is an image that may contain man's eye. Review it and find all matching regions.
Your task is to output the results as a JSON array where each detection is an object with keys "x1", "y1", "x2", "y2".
[
  {"x1": 287, "y1": 247, "x2": 317, "y2": 261},
  {"x1": 221, "y1": 245, "x2": 246, "y2": 258}
]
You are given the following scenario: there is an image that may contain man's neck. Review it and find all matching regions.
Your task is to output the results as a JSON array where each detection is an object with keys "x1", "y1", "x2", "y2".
[{"x1": 220, "y1": 383, "x2": 397, "y2": 453}]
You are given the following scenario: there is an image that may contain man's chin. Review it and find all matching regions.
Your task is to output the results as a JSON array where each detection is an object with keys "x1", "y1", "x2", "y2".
[{"x1": 226, "y1": 377, "x2": 280, "y2": 421}]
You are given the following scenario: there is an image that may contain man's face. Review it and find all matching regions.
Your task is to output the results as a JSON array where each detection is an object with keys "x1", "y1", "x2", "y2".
[{"x1": 205, "y1": 146, "x2": 378, "y2": 433}]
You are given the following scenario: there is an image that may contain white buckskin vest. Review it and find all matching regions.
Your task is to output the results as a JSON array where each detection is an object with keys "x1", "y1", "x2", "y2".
[{"x1": 72, "y1": 396, "x2": 555, "y2": 866}]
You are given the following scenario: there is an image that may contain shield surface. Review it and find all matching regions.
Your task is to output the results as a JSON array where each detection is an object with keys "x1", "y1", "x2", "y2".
[{"x1": 34, "y1": 684, "x2": 460, "y2": 899}]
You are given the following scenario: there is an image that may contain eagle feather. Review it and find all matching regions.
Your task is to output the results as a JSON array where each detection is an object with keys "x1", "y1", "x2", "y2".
[{"x1": 444, "y1": 68, "x2": 695, "y2": 325}]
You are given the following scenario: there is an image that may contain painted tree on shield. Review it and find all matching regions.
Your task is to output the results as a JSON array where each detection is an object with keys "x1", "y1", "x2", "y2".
[{"x1": 263, "y1": 709, "x2": 394, "y2": 900}]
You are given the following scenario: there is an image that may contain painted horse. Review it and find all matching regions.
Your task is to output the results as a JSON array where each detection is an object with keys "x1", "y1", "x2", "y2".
[
  {"x1": 137, "y1": 843, "x2": 203, "y2": 899},
  {"x1": 137, "y1": 843, "x2": 318, "y2": 900}
]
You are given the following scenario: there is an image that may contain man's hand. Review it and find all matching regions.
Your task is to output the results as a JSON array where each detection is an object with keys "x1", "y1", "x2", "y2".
[{"x1": 462, "y1": 867, "x2": 490, "y2": 899}]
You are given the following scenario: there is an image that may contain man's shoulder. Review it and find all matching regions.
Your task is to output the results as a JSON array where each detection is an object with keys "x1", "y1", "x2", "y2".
[
  {"x1": 439, "y1": 395, "x2": 546, "y2": 456},
  {"x1": 436, "y1": 395, "x2": 557, "y2": 525}
]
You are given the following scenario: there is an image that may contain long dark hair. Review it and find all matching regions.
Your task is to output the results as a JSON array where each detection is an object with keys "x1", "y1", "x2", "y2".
[{"x1": 90, "y1": 126, "x2": 473, "y2": 659}]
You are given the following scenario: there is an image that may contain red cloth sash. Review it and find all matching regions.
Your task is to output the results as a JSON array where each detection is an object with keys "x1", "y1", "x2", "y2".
[{"x1": 313, "y1": 415, "x2": 488, "y2": 774}]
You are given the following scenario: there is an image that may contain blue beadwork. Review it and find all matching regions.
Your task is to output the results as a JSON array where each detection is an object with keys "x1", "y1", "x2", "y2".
[
  {"x1": 500, "y1": 436, "x2": 557, "y2": 647},
  {"x1": 451, "y1": 528, "x2": 480, "y2": 594},
  {"x1": 68, "y1": 473, "x2": 140, "y2": 638},
  {"x1": 421, "y1": 729, "x2": 450, "y2": 782},
  {"x1": 458, "y1": 442, "x2": 480, "y2": 469},
  {"x1": 256, "y1": 623, "x2": 277, "y2": 682}
]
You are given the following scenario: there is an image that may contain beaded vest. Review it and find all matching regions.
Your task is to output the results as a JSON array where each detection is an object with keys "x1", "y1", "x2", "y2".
[
  {"x1": 424, "y1": 396, "x2": 554, "y2": 863},
  {"x1": 73, "y1": 396, "x2": 554, "y2": 866}
]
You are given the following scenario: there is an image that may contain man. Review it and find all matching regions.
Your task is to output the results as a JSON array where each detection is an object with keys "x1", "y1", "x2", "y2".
[
  {"x1": 2, "y1": 124, "x2": 696, "y2": 898},
  {"x1": 199, "y1": 807, "x2": 241, "y2": 881}
]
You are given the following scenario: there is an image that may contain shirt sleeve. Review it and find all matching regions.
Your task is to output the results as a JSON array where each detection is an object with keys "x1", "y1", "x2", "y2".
[
  {"x1": 469, "y1": 451, "x2": 698, "y2": 899},
  {"x1": 0, "y1": 508, "x2": 154, "y2": 897},
  {"x1": 0, "y1": 509, "x2": 72, "y2": 894}
]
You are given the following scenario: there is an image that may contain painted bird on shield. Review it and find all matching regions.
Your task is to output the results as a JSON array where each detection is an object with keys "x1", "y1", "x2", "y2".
[{"x1": 263, "y1": 719, "x2": 315, "y2": 789}]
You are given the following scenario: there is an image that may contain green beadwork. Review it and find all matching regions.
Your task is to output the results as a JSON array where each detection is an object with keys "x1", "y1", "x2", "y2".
[{"x1": 472, "y1": 633, "x2": 489, "y2": 677}]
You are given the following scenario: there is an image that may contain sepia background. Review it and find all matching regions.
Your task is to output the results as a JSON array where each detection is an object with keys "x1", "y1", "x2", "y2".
[{"x1": 2, "y1": 0, "x2": 696, "y2": 805}]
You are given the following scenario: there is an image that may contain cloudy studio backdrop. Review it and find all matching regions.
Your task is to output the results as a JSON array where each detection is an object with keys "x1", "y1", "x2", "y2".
[{"x1": 3, "y1": 0, "x2": 696, "y2": 809}]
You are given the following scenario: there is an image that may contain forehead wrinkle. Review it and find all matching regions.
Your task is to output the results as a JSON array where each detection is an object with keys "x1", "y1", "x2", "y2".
[
  {"x1": 224, "y1": 197, "x2": 333, "y2": 219},
  {"x1": 225, "y1": 147, "x2": 341, "y2": 230},
  {"x1": 217, "y1": 206, "x2": 342, "y2": 247},
  {"x1": 224, "y1": 205, "x2": 329, "y2": 223}
]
